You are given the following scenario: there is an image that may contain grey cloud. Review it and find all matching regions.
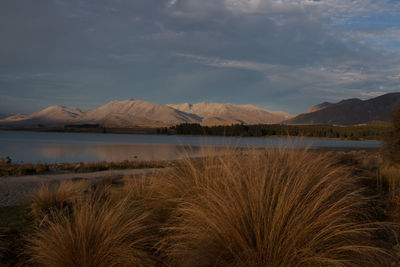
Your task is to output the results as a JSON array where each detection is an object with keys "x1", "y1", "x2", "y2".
[{"x1": 0, "y1": 0, "x2": 399, "y2": 114}]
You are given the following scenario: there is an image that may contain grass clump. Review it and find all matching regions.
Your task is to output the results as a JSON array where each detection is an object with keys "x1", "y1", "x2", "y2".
[
  {"x1": 21, "y1": 147, "x2": 397, "y2": 266},
  {"x1": 29, "y1": 180, "x2": 88, "y2": 225},
  {"x1": 0, "y1": 206, "x2": 33, "y2": 266},
  {"x1": 26, "y1": 187, "x2": 156, "y2": 267},
  {"x1": 0, "y1": 160, "x2": 167, "y2": 177},
  {"x1": 155, "y1": 148, "x2": 392, "y2": 266},
  {"x1": 382, "y1": 105, "x2": 400, "y2": 164},
  {"x1": 57, "y1": 160, "x2": 167, "y2": 173},
  {"x1": 379, "y1": 164, "x2": 400, "y2": 223},
  {"x1": 0, "y1": 163, "x2": 50, "y2": 176}
]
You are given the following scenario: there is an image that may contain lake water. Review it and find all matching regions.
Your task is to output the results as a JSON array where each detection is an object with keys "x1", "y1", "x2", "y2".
[{"x1": 0, "y1": 131, "x2": 381, "y2": 164}]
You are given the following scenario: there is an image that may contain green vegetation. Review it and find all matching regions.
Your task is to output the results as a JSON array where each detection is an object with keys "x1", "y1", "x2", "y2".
[
  {"x1": 169, "y1": 121, "x2": 390, "y2": 140},
  {"x1": 0, "y1": 148, "x2": 398, "y2": 266}
]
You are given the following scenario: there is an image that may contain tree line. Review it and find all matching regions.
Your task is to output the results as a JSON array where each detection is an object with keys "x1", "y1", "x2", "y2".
[{"x1": 159, "y1": 121, "x2": 390, "y2": 140}]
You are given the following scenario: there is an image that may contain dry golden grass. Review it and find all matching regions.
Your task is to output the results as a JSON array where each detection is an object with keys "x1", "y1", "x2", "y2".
[
  {"x1": 0, "y1": 234, "x2": 4, "y2": 256},
  {"x1": 23, "y1": 147, "x2": 397, "y2": 266},
  {"x1": 0, "y1": 163, "x2": 50, "y2": 176},
  {"x1": 378, "y1": 164, "x2": 400, "y2": 224},
  {"x1": 26, "y1": 187, "x2": 156, "y2": 267},
  {"x1": 379, "y1": 164, "x2": 400, "y2": 199},
  {"x1": 0, "y1": 159, "x2": 168, "y2": 177},
  {"x1": 29, "y1": 180, "x2": 88, "y2": 225},
  {"x1": 154, "y1": 148, "x2": 392, "y2": 266}
]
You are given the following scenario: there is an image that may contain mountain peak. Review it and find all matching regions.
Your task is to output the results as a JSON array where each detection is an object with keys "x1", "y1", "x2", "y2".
[
  {"x1": 169, "y1": 101, "x2": 293, "y2": 125},
  {"x1": 1, "y1": 99, "x2": 293, "y2": 127},
  {"x1": 285, "y1": 92, "x2": 400, "y2": 125}
]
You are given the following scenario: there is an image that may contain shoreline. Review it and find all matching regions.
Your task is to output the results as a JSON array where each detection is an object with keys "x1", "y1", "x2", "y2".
[
  {"x1": 0, "y1": 147, "x2": 380, "y2": 177},
  {"x1": 0, "y1": 149, "x2": 381, "y2": 207},
  {"x1": 0, "y1": 168, "x2": 165, "y2": 207},
  {"x1": 0, "y1": 126, "x2": 382, "y2": 141}
]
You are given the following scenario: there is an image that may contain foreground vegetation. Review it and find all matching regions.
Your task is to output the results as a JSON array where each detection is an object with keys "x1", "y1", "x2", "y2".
[
  {"x1": 168, "y1": 121, "x2": 389, "y2": 140},
  {"x1": 0, "y1": 160, "x2": 168, "y2": 177},
  {"x1": 2, "y1": 108, "x2": 399, "y2": 266},
  {"x1": 2, "y1": 148, "x2": 400, "y2": 266}
]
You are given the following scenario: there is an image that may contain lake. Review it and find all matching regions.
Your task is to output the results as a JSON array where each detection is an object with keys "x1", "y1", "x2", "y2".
[{"x1": 0, "y1": 131, "x2": 381, "y2": 164}]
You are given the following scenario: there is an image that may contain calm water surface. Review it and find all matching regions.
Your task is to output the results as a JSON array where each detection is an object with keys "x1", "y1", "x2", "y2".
[{"x1": 0, "y1": 131, "x2": 381, "y2": 164}]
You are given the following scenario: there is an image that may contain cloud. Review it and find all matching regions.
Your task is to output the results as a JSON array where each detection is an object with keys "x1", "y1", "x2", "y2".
[
  {"x1": 0, "y1": 0, "x2": 399, "y2": 114},
  {"x1": 174, "y1": 53, "x2": 284, "y2": 72}
]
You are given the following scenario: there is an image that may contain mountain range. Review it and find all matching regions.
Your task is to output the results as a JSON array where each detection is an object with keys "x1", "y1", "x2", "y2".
[
  {"x1": 0, "y1": 100, "x2": 292, "y2": 127},
  {"x1": 1, "y1": 93, "x2": 399, "y2": 127},
  {"x1": 167, "y1": 102, "x2": 292, "y2": 125},
  {"x1": 285, "y1": 92, "x2": 400, "y2": 125}
]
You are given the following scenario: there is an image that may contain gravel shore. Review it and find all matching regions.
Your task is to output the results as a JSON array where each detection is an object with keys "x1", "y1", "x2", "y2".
[{"x1": 0, "y1": 168, "x2": 161, "y2": 206}]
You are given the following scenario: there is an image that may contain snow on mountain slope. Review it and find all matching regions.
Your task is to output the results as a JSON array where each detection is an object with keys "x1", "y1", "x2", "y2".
[
  {"x1": 80, "y1": 99, "x2": 201, "y2": 127},
  {"x1": 167, "y1": 102, "x2": 293, "y2": 125},
  {"x1": 0, "y1": 99, "x2": 292, "y2": 127},
  {"x1": 0, "y1": 106, "x2": 84, "y2": 126},
  {"x1": 2, "y1": 114, "x2": 27, "y2": 121}
]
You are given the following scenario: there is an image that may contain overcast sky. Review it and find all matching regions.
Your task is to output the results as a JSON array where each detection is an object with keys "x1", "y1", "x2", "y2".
[{"x1": 0, "y1": 0, "x2": 399, "y2": 115}]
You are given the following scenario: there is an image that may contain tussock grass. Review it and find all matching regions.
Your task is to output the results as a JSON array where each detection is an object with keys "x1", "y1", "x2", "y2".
[
  {"x1": 0, "y1": 163, "x2": 50, "y2": 176},
  {"x1": 154, "y1": 148, "x2": 392, "y2": 266},
  {"x1": 26, "y1": 188, "x2": 156, "y2": 267},
  {"x1": 23, "y1": 147, "x2": 396, "y2": 266},
  {"x1": 379, "y1": 164, "x2": 400, "y2": 224},
  {"x1": 0, "y1": 160, "x2": 167, "y2": 177},
  {"x1": 57, "y1": 160, "x2": 167, "y2": 173},
  {"x1": 29, "y1": 180, "x2": 88, "y2": 225},
  {"x1": 379, "y1": 164, "x2": 400, "y2": 199},
  {"x1": 0, "y1": 235, "x2": 4, "y2": 256}
]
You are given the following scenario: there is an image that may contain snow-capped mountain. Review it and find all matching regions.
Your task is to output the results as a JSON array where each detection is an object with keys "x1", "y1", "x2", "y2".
[
  {"x1": 167, "y1": 102, "x2": 293, "y2": 125},
  {"x1": 0, "y1": 106, "x2": 84, "y2": 126},
  {"x1": 0, "y1": 99, "x2": 292, "y2": 127},
  {"x1": 79, "y1": 99, "x2": 201, "y2": 127}
]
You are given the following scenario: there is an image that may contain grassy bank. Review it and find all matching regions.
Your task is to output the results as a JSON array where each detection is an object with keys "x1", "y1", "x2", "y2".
[
  {"x1": 0, "y1": 160, "x2": 168, "y2": 177},
  {"x1": 2, "y1": 148, "x2": 400, "y2": 266}
]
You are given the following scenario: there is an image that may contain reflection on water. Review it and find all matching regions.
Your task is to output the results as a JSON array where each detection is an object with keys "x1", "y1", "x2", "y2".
[
  {"x1": 0, "y1": 131, "x2": 381, "y2": 164},
  {"x1": 39, "y1": 144, "x2": 213, "y2": 162}
]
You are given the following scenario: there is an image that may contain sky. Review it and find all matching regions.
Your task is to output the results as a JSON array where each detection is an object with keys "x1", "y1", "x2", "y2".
[{"x1": 0, "y1": 0, "x2": 399, "y2": 115}]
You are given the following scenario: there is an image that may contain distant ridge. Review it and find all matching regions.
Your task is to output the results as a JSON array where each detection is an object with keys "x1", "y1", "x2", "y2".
[
  {"x1": 2, "y1": 93, "x2": 399, "y2": 127},
  {"x1": 0, "y1": 113, "x2": 10, "y2": 120},
  {"x1": 285, "y1": 93, "x2": 400, "y2": 125},
  {"x1": 0, "y1": 99, "x2": 290, "y2": 127},
  {"x1": 300, "y1": 102, "x2": 333, "y2": 115},
  {"x1": 0, "y1": 106, "x2": 84, "y2": 126},
  {"x1": 167, "y1": 102, "x2": 293, "y2": 125},
  {"x1": 79, "y1": 99, "x2": 201, "y2": 127}
]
